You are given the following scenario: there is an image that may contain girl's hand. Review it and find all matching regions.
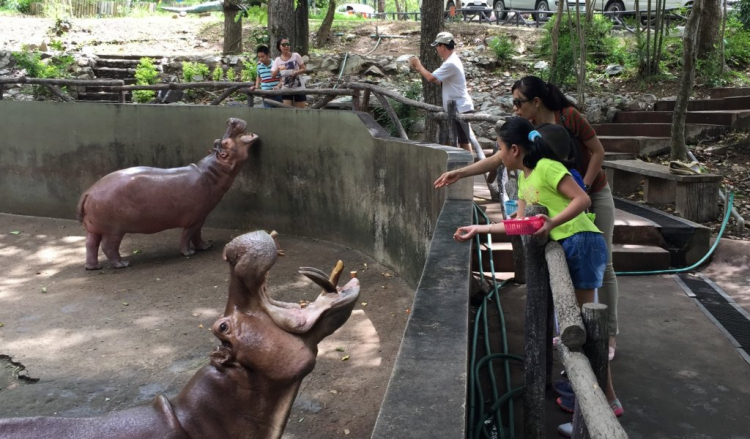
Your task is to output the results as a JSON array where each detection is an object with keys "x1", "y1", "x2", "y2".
[
  {"x1": 434, "y1": 171, "x2": 460, "y2": 188},
  {"x1": 454, "y1": 225, "x2": 482, "y2": 242},
  {"x1": 532, "y1": 214, "x2": 553, "y2": 238}
]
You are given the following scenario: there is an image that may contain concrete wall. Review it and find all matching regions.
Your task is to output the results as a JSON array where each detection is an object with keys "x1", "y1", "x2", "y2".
[{"x1": 0, "y1": 101, "x2": 472, "y2": 287}]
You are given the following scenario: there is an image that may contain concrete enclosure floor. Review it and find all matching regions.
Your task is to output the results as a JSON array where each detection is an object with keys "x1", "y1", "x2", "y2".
[{"x1": 0, "y1": 213, "x2": 415, "y2": 438}]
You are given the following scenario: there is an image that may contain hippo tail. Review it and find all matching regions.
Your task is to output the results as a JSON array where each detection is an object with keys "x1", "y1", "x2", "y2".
[{"x1": 76, "y1": 193, "x2": 88, "y2": 223}]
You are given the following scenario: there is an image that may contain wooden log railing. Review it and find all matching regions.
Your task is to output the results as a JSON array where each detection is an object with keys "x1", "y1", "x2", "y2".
[{"x1": 527, "y1": 235, "x2": 628, "y2": 438}]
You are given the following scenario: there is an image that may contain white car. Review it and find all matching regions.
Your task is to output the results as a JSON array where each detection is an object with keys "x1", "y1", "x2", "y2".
[
  {"x1": 490, "y1": 0, "x2": 553, "y2": 20},
  {"x1": 553, "y1": 0, "x2": 692, "y2": 13},
  {"x1": 444, "y1": 0, "x2": 492, "y2": 12}
]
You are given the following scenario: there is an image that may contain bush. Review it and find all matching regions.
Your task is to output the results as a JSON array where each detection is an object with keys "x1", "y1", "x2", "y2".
[
  {"x1": 226, "y1": 67, "x2": 236, "y2": 82},
  {"x1": 7, "y1": 0, "x2": 32, "y2": 13},
  {"x1": 737, "y1": 0, "x2": 750, "y2": 29},
  {"x1": 212, "y1": 66, "x2": 224, "y2": 81},
  {"x1": 539, "y1": 14, "x2": 623, "y2": 85},
  {"x1": 241, "y1": 60, "x2": 257, "y2": 82},
  {"x1": 12, "y1": 51, "x2": 72, "y2": 78},
  {"x1": 182, "y1": 61, "x2": 210, "y2": 82},
  {"x1": 133, "y1": 57, "x2": 159, "y2": 104},
  {"x1": 726, "y1": 14, "x2": 750, "y2": 67},
  {"x1": 488, "y1": 35, "x2": 514, "y2": 63}
]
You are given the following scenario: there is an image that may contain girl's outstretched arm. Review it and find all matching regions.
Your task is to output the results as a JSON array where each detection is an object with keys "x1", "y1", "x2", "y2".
[
  {"x1": 434, "y1": 153, "x2": 504, "y2": 188},
  {"x1": 533, "y1": 175, "x2": 591, "y2": 237},
  {"x1": 454, "y1": 222, "x2": 507, "y2": 242}
]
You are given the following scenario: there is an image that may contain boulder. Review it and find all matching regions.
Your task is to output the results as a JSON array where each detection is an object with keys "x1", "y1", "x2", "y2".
[
  {"x1": 320, "y1": 57, "x2": 340, "y2": 72},
  {"x1": 365, "y1": 66, "x2": 385, "y2": 77},
  {"x1": 604, "y1": 64, "x2": 624, "y2": 76},
  {"x1": 343, "y1": 55, "x2": 366, "y2": 75},
  {"x1": 383, "y1": 62, "x2": 398, "y2": 73}
]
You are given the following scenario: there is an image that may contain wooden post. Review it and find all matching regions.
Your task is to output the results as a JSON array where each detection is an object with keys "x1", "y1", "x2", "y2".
[
  {"x1": 447, "y1": 99, "x2": 458, "y2": 148},
  {"x1": 522, "y1": 204, "x2": 550, "y2": 439},
  {"x1": 351, "y1": 90, "x2": 361, "y2": 111},
  {"x1": 118, "y1": 90, "x2": 126, "y2": 103},
  {"x1": 247, "y1": 92, "x2": 254, "y2": 107},
  {"x1": 0, "y1": 84, "x2": 3, "y2": 100},
  {"x1": 572, "y1": 303, "x2": 610, "y2": 439},
  {"x1": 545, "y1": 241, "x2": 587, "y2": 348},
  {"x1": 361, "y1": 88, "x2": 371, "y2": 112}
]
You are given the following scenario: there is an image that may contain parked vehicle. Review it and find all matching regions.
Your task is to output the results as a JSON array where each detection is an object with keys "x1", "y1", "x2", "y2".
[
  {"x1": 445, "y1": 0, "x2": 492, "y2": 13},
  {"x1": 491, "y1": 0, "x2": 553, "y2": 21},
  {"x1": 555, "y1": 0, "x2": 692, "y2": 14},
  {"x1": 336, "y1": 3, "x2": 375, "y2": 15}
]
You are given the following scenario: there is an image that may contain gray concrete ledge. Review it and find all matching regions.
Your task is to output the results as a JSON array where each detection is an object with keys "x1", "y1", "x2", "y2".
[{"x1": 371, "y1": 198, "x2": 474, "y2": 439}]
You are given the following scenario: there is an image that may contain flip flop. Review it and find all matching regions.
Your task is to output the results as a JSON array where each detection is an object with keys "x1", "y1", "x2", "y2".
[{"x1": 669, "y1": 160, "x2": 701, "y2": 175}]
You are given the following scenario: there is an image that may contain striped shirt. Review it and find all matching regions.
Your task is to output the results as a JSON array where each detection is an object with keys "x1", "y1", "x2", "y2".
[{"x1": 257, "y1": 61, "x2": 279, "y2": 90}]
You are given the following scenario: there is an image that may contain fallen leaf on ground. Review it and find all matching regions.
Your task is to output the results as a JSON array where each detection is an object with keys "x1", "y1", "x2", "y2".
[
  {"x1": 381, "y1": 272, "x2": 393, "y2": 278},
  {"x1": 41, "y1": 287, "x2": 47, "y2": 293},
  {"x1": 192, "y1": 313, "x2": 199, "y2": 317},
  {"x1": 0, "y1": 322, "x2": 4, "y2": 327},
  {"x1": 199, "y1": 324, "x2": 204, "y2": 328},
  {"x1": 133, "y1": 249, "x2": 141, "y2": 254},
  {"x1": 336, "y1": 347, "x2": 345, "y2": 352},
  {"x1": 344, "y1": 429, "x2": 350, "y2": 435},
  {"x1": 122, "y1": 302, "x2": 128, "y2": 306},
  {"x1": 329, "y1": 389, "x2": 338, "y2": 394},
  {"x1": 341, "y1": 355, "x2": 350, "y2": 361},
  {"x1": 9, "y1": 231, "x2": 20, "y2": 235},
  {"x1": 361, "y1": 302, "x2": 368, "y2": 306},
  {"x1": 298, "y1": 417, "x2": 304, "y2": 423}
]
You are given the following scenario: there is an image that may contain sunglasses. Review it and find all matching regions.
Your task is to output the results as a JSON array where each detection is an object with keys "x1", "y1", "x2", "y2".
[
  {"x1": 281, "y1": 42, "x2": 291, "y2": 47},
  {"x1": 512, "y1": 98, "x2": 531, "y2": 108}
]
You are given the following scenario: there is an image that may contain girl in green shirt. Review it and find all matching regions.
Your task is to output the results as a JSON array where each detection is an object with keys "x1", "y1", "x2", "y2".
[{"x1": 444, "y1": 117, "x2": 623, "y2": 421}]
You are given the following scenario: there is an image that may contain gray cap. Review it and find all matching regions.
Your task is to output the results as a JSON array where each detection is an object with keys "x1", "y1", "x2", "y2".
[{"x1": 431, "y1": 31, "x2": 455, "y2": 46}]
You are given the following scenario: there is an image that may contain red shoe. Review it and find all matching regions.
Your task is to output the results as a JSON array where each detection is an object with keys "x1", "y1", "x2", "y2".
[
  {"x1": 556, "y1": 396, "x2": 575, "y2": 413},
  {"x1": 610, "y1": 398, "x2": 624, "y2": 417}
]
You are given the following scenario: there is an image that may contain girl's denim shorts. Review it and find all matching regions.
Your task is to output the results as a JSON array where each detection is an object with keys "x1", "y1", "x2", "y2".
[{"x1": 559, "y1": 232, "x2": 607, "y2": 290}]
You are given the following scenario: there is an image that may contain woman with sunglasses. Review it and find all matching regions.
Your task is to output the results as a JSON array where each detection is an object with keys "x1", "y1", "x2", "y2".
[
  {"x1": 271, "y1": 37, "x2": 307, "y2": 108},
  {"x1": 511, "y1": 75, "x2": 620, "y2": 364}
]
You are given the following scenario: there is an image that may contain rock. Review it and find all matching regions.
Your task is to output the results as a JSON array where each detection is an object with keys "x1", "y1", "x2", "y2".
[
  {"x1": 159, "y1": 89, "x2": 184, "y2": 103},
  {"x1": 411, "y1": 119, "x2": 426, "y2": 134},
  {"x1": 305, "y1": 63, "x2": 316, "y2": 73},
  {"x1": 302, "y1": 55, "x2": 310, "y2": 63},
  {"x1": 179, "y1": 11, "x2": 187, "y2": 17},
  {"x1": 383, "y1": 62, "x2": 398, "y2": 73},
  {"x1": 365, "y1": 66, "x2": 385, "y2": 77},
  {"x1": 320, "y1": 57, "x2": 340, "y2": 72},
  {"x1": 534, "y1": 60, "x2": 549, "y2": 70},
  {"x1": 604, "y1": 64, "x2": 624, "y2": 76},
  {"x1": 398, "y1": 65, "x2": 411, "y2": 74},
  {"x1": 475, "y1": 44, "x2": 486, "y2": 53},
  {"x1": 605, "y1": 106, "x2": 619, "y2": 122},
  {"x1": 345, "y1": 34, "x2": 356, "y2": 41},
  {"x1": 396, "y1": 54, "x2": 415, "y2": 63},
  {"x1": 225, "y1": 56, "x2": 239, "y2": 66},
  {"x1": 39, "y1": 41, "x2": 48, "y2": 52}
]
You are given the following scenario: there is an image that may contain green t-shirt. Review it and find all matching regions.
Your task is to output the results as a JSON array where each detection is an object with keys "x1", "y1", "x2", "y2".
[{"x1": 518, "y1": 158, "x2": 601, "y2": 241}]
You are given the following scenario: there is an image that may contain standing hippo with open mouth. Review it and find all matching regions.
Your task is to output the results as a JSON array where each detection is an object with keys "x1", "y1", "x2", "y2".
[{"x1": 76, "y1": 118, "x2": 258, "y2": 270}]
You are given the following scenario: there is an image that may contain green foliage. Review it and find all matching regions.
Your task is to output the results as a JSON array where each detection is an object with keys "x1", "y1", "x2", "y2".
[
  {"x1": 487, "y1": 35, "x2": 514, "y2": 63},
  {"x1": 182, "y1": 61, "x2": 210, "y2": 82},
  {"x1": 726, "y1": 14, "x2": 750, "y2": 68},
  {"x1": 241, "y1": 5, "x2": 267, "y2": 24},
  {"x1": 226, "y1": 67, "x2": 236, "y2": 82},
  {"x1": 133, "y1": 57, "x2": 159, "y2": 104},
  {"x1": 241, "y1": 60, "x2": 257, "y2": 82},
  {"x1": 373, "y1": 82, "x2": 422, "y2": 136},
  {"x1": 736, "y1": 0, "x2": 750, "y2": 30},
  {"x1": 7, "y1": 0, "x2": 32, "y2": 13},
  {"x1": 539, "y1": 14, "x2": 623, "y2": 85},
  {"x1": 212, "y1": 66, "x2": 224, "y2": 81},
  {"x1": 49, "y1": 39, "x2": 65, "y2": 51},
  {"x1": 12, "y1": 51, "x2": 72, "y2": 78}
]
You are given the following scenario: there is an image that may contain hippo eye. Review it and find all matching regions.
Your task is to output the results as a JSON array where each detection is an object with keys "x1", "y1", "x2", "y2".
[{"x1": 219, "y1": 322, "x2": 229, "y2": 333}]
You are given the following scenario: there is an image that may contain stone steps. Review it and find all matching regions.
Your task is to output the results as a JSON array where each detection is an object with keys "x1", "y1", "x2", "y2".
[
  {"x1": 592, "y1": 123, "x2": 725, "y2": 143},
  {"x1": 707, "y1": 87, "x2": 750, "y2": 99},
  {"x1": 599, "y1": 136, "x2": 671, "y2": 156},
  {"x1": 654, "y1": 96, "x2": 750, "y2": 112},
  {"x1": 78, "y1": 54, "x2": 166, "y2": 103},
  {"x1": 613, "y1": 110, "x2": 750, "y2": 129}
]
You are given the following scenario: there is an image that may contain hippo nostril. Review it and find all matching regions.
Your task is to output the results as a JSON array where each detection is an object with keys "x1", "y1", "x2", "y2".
[{"x1": 219, "y1": 322, "x2": 228, "y2": 333}]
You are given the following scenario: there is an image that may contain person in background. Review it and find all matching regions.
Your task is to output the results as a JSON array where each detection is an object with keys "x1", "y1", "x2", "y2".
[
  {"x1": 409, "y1": 31, "x2": 474, "y2": 153},
  {"x1": 512, "y1": 75, "x2": 621, "y2": 362},
  {"x1": 249, "y1": 45, "x2": 281, "y2": 108},
  {"x1": 271, "y1": 37, "x2": 307, "y2": 109}
]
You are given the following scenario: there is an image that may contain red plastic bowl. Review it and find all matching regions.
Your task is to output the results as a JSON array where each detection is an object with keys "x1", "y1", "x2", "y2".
[{"x1": 503, "y1": 216, "x2": 545, "y2": 235}]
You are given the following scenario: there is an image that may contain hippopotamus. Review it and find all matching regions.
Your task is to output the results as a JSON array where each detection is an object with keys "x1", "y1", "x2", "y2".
[
  {"x1": 0, "y1": 231, "x2": 361, "y2": 439},
  {"x1": 76, "y1": 117, "x2": 258, "y2": 270}
]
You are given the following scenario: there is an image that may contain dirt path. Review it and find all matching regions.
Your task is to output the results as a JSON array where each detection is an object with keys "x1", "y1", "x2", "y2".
[{"x1": 0, "y1": 213, "x2": 414, "y2": 438}]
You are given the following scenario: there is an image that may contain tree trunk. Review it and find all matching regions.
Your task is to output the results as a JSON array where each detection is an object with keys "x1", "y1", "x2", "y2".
[
  {"x1": 315, "y1": 0, "x2": 336, "y2": 48},
  {"x1": 294, "y1": 0, "x2": 309, "y2": 55},
  {"x1": 420, "y1": 0, "x2": 444, "y2": 143},
  {"x1": 697, "y1": 0, "x2": 721, "y2": 60},
  {"x1": 269, "y1": 0, "x2": 296, "y2": 57},
  {"x1": 548, "y1": 0, "x2": 565, "y2": 79},
  {"x1": 222, "y1": 4, "x2": 243, "y2": 55},
  {"x1": 670, "y1": 0, "x2": 703, "y2": 161},
  {"x1": 378, "y1": 0, "x2": 384, "y2": 13},
  {"x1": 574, "y1": 0, "x2": 585, "y2": 107}
]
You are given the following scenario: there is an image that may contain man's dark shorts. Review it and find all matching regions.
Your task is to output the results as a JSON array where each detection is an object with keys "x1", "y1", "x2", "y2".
[{"x1": 282, "y1": 94, "x2": 307, "y2": 102}]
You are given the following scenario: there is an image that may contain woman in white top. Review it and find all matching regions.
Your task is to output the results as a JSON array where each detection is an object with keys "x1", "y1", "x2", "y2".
[{"x1": 271, "y1": 37, "x2": 307, "y2": 108}]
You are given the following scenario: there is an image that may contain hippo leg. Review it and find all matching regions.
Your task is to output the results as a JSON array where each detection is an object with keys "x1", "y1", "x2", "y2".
[
  {"x1": 85, "y1": 232, "x2": 103, "y2": 270},
  {"x1": 101, "y1": 234, "x2": 129, "y2": 268},
  {"x1": 179, "y1": 222, "x2": 205, "y2": 256},
  {"x1": 190, "y1": 227, "x2": 212, "y2": 252}
]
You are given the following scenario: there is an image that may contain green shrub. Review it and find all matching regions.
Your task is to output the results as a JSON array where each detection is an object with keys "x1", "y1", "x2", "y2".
[
  {"x1": 241, "y1": 60, "x2": 257, "y2": 82},
  {"x1": 12, "y1": 51, "x2": 72, "y2": 78},
  {"x1": 7, "y1": 0, "x2": 32, "y2": 14},
  {"x1": 182, "y1": 61, "x2": 210, "y2": 82},
  {"x1": 226, "y1": 67, "x2": 236, "y2": 82},
  {"x1": 212, "y1": 66, "x2": 224, "y2": 81},
  {"x1": 488, "y1": 35, "x2": 514, "y2": 63},
  {"x1": 737, "y1": 0, "x2": 750, "y2": 29},
  {"x1": 133, "y1": 57, "x2": 159, "y2": 104},
  {"x1": 726, "y1": 14, "x2": 750, "y2": 67},
  {"x1": 539, "y1": 14, "x2": 623, "y2": 85}
]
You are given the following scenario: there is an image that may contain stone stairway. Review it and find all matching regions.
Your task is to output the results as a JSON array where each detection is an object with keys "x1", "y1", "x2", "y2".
[{"x1": 78, "y1": 55, "x2": 164, "y2": 103}]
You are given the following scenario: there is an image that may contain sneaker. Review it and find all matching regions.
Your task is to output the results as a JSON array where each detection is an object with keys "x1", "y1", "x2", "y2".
[
  {"x1": 553, "y1": 379, "x2": 574, "y2": 397},
  {"x1": 610, "y1": 398, "x2": 624, "y2": 417},
  {"x1": 557, "y1": 422, "x2": 573, "y2": 437},
  {"x1": 556, "y1": 395, "x2": 575, "y2": 413}
]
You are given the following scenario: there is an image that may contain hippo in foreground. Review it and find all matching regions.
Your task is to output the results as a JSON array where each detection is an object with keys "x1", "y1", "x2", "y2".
[
  {"x1": 0, "y1": 231, "x2": 360, "y2": 439},
  {"x1": 76, "y1": 117, "x2": 258, "y2": 270}
]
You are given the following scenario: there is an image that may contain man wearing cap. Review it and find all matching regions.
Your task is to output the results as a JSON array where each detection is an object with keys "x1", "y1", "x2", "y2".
[{"x1": 410, "y1": 31, "x2": 474, "y2": 152}]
